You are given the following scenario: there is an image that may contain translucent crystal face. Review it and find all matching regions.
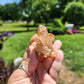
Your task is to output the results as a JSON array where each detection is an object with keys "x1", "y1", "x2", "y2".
[
  {"x1": 31, "y1": 25, "x2": 57, "y2": 57},
  {"x1": 37, "y1": 25, "x2": 48, "y2": 35}
]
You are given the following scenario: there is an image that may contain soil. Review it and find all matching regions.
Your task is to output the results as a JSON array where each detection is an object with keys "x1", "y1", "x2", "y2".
[{"x1": 58, "y1": 65, "x2": 84, "y2": 84}]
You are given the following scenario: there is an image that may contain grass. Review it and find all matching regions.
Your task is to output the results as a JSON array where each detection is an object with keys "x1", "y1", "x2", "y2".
[
  {"x1": 80, "y1": 26, "x2": 84, "y2": 30},
  {"x1": 0, "y1": 22, "x2": 84, "y2": 73},
  {"x1": 55, "y1": 34, "x2": 84, "y2": 72},
  {"x1": 0, "y1": 32, "x2": 35, "y2": 65},
  {"x1": 0, "y1": 22, "x2": 37, "y2": 33}
]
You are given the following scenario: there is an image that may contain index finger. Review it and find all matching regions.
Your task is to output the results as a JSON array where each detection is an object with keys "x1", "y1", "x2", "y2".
[
  {"x1": 27, "y1": 34, "x2": 38, "y2": 50},
  {"x1": 23, "y1": 34, "x2": 38, "y2": 60},
  {"x1": 22, "y1": 34, "x2": 39, "y2": 73}
]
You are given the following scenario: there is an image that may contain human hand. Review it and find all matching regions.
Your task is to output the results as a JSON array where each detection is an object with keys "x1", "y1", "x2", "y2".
[{"x1": 7, "y1": 34, "x2": 64, "y2": 84}]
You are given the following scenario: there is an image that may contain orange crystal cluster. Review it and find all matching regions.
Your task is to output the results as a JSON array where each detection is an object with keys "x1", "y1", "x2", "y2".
[{"x1": 31, "y1": 25, "x2": 56, "y2": 57}]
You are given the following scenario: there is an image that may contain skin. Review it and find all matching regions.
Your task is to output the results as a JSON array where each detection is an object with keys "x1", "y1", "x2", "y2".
[{"x1": 7, "y1": 34, "x2": 64, "y2": 84}]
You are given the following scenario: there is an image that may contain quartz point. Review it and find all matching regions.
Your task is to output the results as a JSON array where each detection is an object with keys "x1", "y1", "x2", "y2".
[{"x1": 31, "y1": 25, "x2": 57, "y2": 57}]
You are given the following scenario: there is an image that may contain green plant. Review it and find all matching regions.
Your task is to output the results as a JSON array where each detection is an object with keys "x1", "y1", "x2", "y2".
[
  {"x1": 48, "y1": 18, "x2": 65, "y2": 34},
  {"x1": 64, "y1": 1, "x2": 84, "y2": 26},
  {"x1": 54, "y1": 18, "x2": 65, "y2": 29}
]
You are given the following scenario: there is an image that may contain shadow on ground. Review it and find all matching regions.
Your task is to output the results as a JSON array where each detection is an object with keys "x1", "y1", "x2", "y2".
[
  {"x1": 14, "y1": 24, "x2": 53, "y2": 28},
  {"x1": 14, "y1": 24, "x2": 39, "y2": 28},
  {"x1": 11, "y1": 23, "x2": 53, "y2": 33},
  {"x1": 7, "y1": 30, "x2": 37, "y2": 33}
]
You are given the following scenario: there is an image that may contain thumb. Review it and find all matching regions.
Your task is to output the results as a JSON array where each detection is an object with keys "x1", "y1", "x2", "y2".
[{"x1": 26, "y1": 45, "x2": 38, "y2": 73}]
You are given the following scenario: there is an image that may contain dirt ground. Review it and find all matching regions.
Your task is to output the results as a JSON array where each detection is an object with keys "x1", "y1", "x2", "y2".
[{"x1": 58, "y1": 65, "x2": 84, "y2": 84}]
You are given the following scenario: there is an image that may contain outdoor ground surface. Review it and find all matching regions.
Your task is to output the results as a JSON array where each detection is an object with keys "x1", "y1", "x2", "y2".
[{"x1": 0, "y1": 22, "x2": 84, "y2": 83}]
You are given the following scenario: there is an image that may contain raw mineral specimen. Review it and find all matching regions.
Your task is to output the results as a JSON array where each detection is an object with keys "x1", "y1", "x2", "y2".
[{"x1": 31, "y1": 25, "x2": 57, "y2": 57}]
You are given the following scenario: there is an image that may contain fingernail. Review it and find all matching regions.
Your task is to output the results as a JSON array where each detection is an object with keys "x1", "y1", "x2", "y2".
[
  {"x1": 29, "y1": 45, "x2": 34, "y2": 50},
  {"x1": 28, "y1": 46, "x2": 34, "y2": 56},
  {"x1": 23, "y1": 52, "x2": 28, "y2": 60},
  {"x1": 54, "y1": 40, "x2": 62, "y2": 50},
  {"x1": 55, "y1": 40, "x2": 62, "y2": 46}
]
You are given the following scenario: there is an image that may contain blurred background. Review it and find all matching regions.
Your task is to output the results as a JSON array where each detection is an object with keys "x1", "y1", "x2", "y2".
[{"x1": 0, "y1": 0, "x2": 84, "y2": 84}]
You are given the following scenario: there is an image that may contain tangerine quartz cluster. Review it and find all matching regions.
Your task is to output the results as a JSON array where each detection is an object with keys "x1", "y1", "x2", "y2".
[{"x1": 31, "y1": 25, "x2": 57, "y2": 57}]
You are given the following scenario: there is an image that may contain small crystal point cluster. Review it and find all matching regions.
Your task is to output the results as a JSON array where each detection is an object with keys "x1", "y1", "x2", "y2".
[{"x1": 31, "y1": 25, "x2": 57, "y2": 57}]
